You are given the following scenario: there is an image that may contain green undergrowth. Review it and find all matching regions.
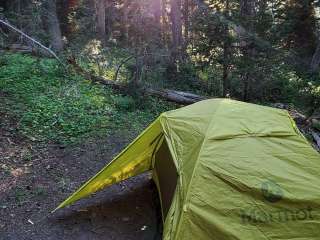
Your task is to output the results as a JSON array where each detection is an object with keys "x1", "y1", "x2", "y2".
[{"x1": 0, "y1": 53, "x2": 174, "y2": 145}]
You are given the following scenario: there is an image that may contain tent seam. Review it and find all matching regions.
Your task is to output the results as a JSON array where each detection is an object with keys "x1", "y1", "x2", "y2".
[{"x1": 173, "y1": 101, "x2": 223, "y2": 239}]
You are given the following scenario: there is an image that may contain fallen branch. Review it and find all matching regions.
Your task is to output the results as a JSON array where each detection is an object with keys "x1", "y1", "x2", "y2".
[
  {"x1": 0, "y1": 19, "x2": 64, "y2": 67},
  {"x1": 114, "y1": 56, "x2": 134, "y2": 81}
]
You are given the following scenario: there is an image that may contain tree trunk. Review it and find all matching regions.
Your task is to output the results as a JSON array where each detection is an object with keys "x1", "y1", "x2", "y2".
[
  {"x1": 222, "y1": 0, "x2": 230, "y2": 97},
  {"x1": 96, "y1": 0, "x2": 106, "y2": 45},
  {"x1": 122, "y1": 0, "x2": 130, "y2": 45},
  {"x1": 243, "y1": 73, "x2": 250, "y2": 101},
  {"x1": 170, "y1": 0, "x2": 183, "y2": 61},
  {"x1": 57, "y1": 0, "x2": 79, "y2": 37},
  {"x1": 222, "y1": 40, "x2": 231, "y2": 97},
  {"x1": 0, "y1": 0, "x2": 8, "y2": 10},
  {"x1": 240, "y1": 0, "x2": 255, "y2": 101},
  {"x1": 43, "y1": 0, "x2": 63, "y2": 52},
  {"x1": 183, "y1": 0, "x2": 189, "y2": 44},
  {"x1": 310, "y1": 38, "x2": 320, "y2": 73},
  {"x1": 284, "y1": 0, "x2": 317, "y2": 60},
  {"x1": 161, "y1": 0, "x2": 169, "y2": 45},
  {"x1": 152, "y1": 0, "x2": 161, "y2": 28}
]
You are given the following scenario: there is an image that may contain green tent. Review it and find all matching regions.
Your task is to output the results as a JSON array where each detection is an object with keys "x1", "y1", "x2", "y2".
[{"x1": 55, "y1": 99, "x2": 320, "y2": 239}]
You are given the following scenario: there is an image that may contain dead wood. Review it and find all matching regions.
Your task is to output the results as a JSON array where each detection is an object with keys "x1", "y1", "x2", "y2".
[
  {"x1": 68, "y1": 56, "x2": 206, "y2": 105},
  {"x1": 311, "y1": 131, "x2": 320, "y2": 149},
  {"x1": 0, "y1": 19, "x2": 64, "y2": 67}
]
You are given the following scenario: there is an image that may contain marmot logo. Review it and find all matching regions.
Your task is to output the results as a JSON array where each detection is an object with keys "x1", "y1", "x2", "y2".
[{"x1": 261, "y1": 180, "x2": 283, "y2": 203}]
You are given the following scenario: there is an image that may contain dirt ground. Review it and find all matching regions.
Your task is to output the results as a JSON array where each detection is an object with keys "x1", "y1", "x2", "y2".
[{"x1": 0, "y1": 111, "x2": 162, "y2": 240}]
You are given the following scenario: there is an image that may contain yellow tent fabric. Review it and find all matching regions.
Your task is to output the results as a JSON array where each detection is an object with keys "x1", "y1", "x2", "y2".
[
  {"x1": 55, "y1": 99, "x2": 320, "y2": 240},
  {"x1": 54, "y1": 118, "x2": 163, "y2": 211}
]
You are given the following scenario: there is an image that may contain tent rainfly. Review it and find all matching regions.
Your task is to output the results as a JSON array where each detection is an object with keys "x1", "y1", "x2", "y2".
[{"x1": 55, "y1": 99, "x2": 320, "y2": 240}]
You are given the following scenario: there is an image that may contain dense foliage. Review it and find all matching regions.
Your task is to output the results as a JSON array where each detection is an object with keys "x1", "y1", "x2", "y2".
[
  {"x1": 0, "y1": 53, "x2": 173, "y2": 144},
  {"x1": 0, "y1": 0, "x2": 319, "y2": 112}
]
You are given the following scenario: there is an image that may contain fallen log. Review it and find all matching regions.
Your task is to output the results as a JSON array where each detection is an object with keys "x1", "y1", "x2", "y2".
[
  {"x1": 8, "y1": 44, "x2": 33, "y2": 53},
  {"x1": 145, "y1": 88, "x2": 206, "y2": 105},
  {"x1": 68, "y1": 57, "x2": 206, "y2": 105},
  {"x1": 272, "y1": 103, "x2": 308, "y2": 125},
  {"x1": 68, "y1": 56, "x2": 127, "y2": 91},
  {"x1": 67, "y1": 58, "x2": 320, "y2": 153},
  {"x1": 68, "y1": 57, "x2": 320, "y2": 139},
  {"x1": 311, "y1": 131, "x2": 320, "y2": 150}
]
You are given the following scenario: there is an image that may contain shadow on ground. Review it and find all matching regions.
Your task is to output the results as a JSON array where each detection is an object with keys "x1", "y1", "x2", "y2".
[
  {"x1": 0, "y1": 116, "x2": 162, "y2": 240},
  {"x1": 47, "y1": 176, "x2": 161, "y2": 240}
]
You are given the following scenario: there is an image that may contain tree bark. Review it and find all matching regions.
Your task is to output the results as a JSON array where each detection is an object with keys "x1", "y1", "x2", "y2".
[
  {"x1": 152, "y1": 0, "x2": 162, "y2": 42},
  {"x1": 122, "y1": 0, "x2": 130, "y2": 45},
  {"x1": 0, "y1": 0, "x2": 8, "y2": 10},
  {"x1": 284, "y1": 0, "x2": 317, "y2": 60},
  {"x1": 170, "y1": 0, "x2": 183, "y2": 61},
  {"x1": 161, "y1": 0, "x2": 169, "y2": 45},
  {"x1": 310, "y1": 38, "x2": 320, "y2": 73},
  {"x1": 183, "y1": 0, "x2": 189, "y2": 44},
  {"x1": 43, "y1": 0, "x2": 63, "y2": 52},
  {"x1": 96, "y1": 0, "x2": 106, "y2": 45},
  {"x1": 152, "y1": 0, "x2": 161, "y2": 29},
  {"x1": 222, "y1": 0, "x2": 230, "y2": 97},
  {"x1": 57, "y1": 0, "x2": 79, "y2": 37},
  {"x1": 222, "y1": 41, "x2": 230, "y2": 97},
  {"x1": 240, "y1": 0, "x2": 255, "y2": 101}
]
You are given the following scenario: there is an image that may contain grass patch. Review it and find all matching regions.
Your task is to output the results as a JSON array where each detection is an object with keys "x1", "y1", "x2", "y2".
[{"x1": 0, "y1": 53, "x2": 174, "y2": 144}]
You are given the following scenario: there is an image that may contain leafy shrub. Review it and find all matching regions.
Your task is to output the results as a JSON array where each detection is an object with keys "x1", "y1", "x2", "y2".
[
  {"x1": 0, "y1": 53, "x2": 173, "y2": 144},
  {"x1": 112, "y1": 95, "x2": 136, "y2": 110}
]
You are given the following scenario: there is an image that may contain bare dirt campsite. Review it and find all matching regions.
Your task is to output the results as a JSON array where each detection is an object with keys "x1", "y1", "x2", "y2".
[{"x1": 0, "y1": 119, "x2": 162, "y2": 239}]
